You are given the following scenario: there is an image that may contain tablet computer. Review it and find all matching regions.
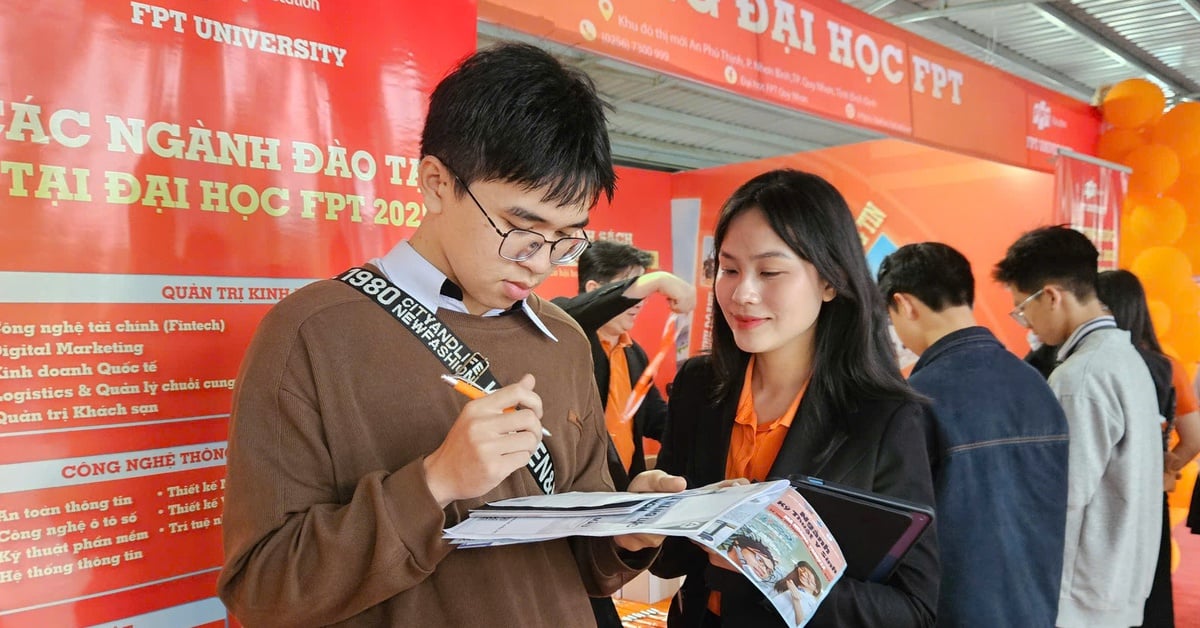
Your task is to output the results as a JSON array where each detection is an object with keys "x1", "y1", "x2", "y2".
[{"x1": 789, "y1": 476, "x2": 934, "y2": 583}]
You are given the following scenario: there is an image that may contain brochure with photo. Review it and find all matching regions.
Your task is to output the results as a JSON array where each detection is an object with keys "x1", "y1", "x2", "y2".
[
  {"x1": 711, "y1": 489, "x2": 845, "y2": 627},
  {"x1": 444, "y1": 480, "x2": 847, "y2": 627}
]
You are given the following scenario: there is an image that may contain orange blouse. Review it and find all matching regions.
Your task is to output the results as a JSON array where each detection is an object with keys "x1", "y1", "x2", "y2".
[
  {"x1": 725, "y1": 356, "x2": 807, "y2": 482},
  {"x1": 711, "y1": 356, "x2": 808, "y2": 615}
]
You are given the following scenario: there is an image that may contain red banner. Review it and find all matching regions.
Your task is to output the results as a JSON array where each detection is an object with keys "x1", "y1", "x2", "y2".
[
  {"x1": 1054, "y1": 151, "x2": 1127, "y2": 270},
  {"x1": 479, "y1": 0, "x2": 1100, "y2": 172},
  {"x1": 0, "y1": 1, "x2": 475, "y2": 624}
]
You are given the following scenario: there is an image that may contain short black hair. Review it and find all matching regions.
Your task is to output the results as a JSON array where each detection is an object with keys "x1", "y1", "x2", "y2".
[
  {"x1": 877, "y1": 242, "x2": 975, "y2": 311},
  {"x1": 421, "y1": 43, "x2": 615, "y2": 209},
  {"x1": 993, "y1": 225, "x2": 1098, "y2": 300},
  {"x1": 576, "y1": 240, "x2": 653, "y2": 292}
]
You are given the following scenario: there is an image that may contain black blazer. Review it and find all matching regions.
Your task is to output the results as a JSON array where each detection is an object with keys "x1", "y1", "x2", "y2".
[
  {"x1": 652, "y1": 356, "x2": 939, "y2": 628},
  {"x1": 551, "y1": 278, "x2": 668, "y2": 490}
]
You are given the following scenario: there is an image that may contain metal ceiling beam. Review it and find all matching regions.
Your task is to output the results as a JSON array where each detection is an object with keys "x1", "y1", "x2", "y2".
[
  {"x1": 1182, "y1": 0, "x2": 1200, "y2": 23},
  {"x1": 608, "y1": 133, "x2": 744, "y2": 171},
  {"x1": 865, "y1": 0, "x2": 899, "y2": 14},
  {"x1": 872, "y1": 0, "x2": 1094, "y2": 99},
  {"x1": 607, "y1": 77, "x2": 671, "y2": 105},
  {"x1": 889, "y1": 0, "x2": 1045, "y2": 24},
  {"x1": 1035, "y1": 1, "x2": 1200, "y2": 97},
  {"x1": 616, "y1": 101, "x2": 817, "y2": 154}
]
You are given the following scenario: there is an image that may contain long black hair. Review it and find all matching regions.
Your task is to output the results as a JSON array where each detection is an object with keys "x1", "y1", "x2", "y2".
[
  {"x1": 1097, "y1": 269, "x2": 1164, "y2": 354},
  {"x1": 1097, "y1": 269, "x2": 1176, "y2": 421},
  {"x1": 709, "y1": 169, "x2": 919, "y2": 432}
]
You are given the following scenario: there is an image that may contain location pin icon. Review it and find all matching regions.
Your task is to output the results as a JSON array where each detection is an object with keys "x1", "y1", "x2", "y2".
[{"x1": 599, "y1": 0, "x2": 614, "y2": 21}]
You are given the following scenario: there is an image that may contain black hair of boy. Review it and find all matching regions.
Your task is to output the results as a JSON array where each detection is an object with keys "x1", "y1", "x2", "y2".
[
  {"x1": 577, "y1": 240, "x2": 654, "y2": 292},
  {"x1": 877, "y1": 242, "x2": 975, "y2": 310},
  {"x1": 421, "y1": 43, "x2": 616, "y2": 208},
  {"x1": 992, "y1": 225, "x2": 1099, "y2": 299}
]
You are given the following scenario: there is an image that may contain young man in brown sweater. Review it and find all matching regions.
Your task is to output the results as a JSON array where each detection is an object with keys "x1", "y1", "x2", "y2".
[{"x1": 217, "y1": 44, "x2": 686, "y2": 627}]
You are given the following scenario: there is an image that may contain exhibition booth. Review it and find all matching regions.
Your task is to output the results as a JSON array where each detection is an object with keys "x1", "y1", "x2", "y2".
[{"x1": 1, "y1": 0, "x2": 1197, "y2": 625}]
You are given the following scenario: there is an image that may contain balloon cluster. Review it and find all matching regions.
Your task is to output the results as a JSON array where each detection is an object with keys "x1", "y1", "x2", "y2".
[{"x1": 1099, "y1": 78, "x2": 1200, "y2": 374}]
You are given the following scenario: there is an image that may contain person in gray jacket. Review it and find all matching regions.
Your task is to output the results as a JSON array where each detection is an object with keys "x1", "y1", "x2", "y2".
[{"x1": 994, "y1": 226, "x2": 1162, "y2": 628}]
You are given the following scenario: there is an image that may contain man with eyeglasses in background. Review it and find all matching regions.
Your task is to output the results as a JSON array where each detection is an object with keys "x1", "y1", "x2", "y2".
[
  {"x1": 994, "y1": 226, "x2": 1162, "y2": 628},
  {"x1": 219, "y1": 44, "x2": 685, "y2": 627}
]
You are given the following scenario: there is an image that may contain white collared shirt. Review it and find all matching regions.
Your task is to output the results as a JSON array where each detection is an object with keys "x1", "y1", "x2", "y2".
[
  {"x1": 370, "y1": 241, "x2": 557, "y2": 341},
  {"x1": 1056, "y1": 315, "x2": 1117, "y2": 363}
]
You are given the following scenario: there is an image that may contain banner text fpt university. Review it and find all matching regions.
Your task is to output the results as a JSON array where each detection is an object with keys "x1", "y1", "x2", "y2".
[{"x1": 0, "y1": 1, "x2": 475, "y2": 625}]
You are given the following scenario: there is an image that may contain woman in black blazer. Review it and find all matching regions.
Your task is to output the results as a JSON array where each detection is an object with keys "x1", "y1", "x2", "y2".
[{"x1": 651, "y1": 169, "x2": 939, "y2": 627}]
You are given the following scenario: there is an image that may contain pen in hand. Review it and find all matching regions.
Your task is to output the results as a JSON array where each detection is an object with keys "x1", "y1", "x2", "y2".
[{"x1": 439, "y1": 373, "x2": 553, "y2": 437}]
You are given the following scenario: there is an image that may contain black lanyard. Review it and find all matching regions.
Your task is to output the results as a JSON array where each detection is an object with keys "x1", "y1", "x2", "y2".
[{"x1": 336, "y1": 266, "x2": 554, "y2": 494}]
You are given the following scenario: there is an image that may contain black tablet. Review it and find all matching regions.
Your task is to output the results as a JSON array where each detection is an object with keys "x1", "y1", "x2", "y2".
[{"x1": 789, "y1": 476, "x2": 934, "y2": 583}]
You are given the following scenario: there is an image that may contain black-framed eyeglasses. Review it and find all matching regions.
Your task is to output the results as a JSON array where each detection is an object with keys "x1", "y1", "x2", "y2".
[
  {"x1": 1009, "y1": 287, "x2": 1045, "y2": 327},
  {"x1": 450, "y1": 172, "x2": 590, "y2": 265}
]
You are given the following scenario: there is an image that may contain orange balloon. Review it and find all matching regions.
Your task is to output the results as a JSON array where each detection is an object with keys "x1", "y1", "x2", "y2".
[
  {"x1": 1103, "y1": 79, "x2": 1166, "y2": 129},
  {"x1": 1181, "y1": 155, "x2": 1200, "y2": 180},
  {"x1": 1164, "y1": 282, "x2": 1200, "y2": 319},
  {"x1": 1167, "y1": 178, "x2": 1200, "y2": 221},
  {"x1": 1153, "y1": 102, "x2": 1200, "y2": 160},
  {"x1": 1164, "y1": 314, "x2": 1200, "y2": 364},
  {"x1": 1180, "y1": 223, "x2": 1200, "y2": 270},
  {"x1": 1119, "y1": 223, "x2": 1149, "y2": 268},
  {"x1": 1130, "y1": 196, "x2": 1187, "y2": 245},
  {"x1": 1097, "y1": 126, "x2": 1148, "y2": 163},
  {"x1": 1131, "y1": 246, "x2": 1194, "y2": 297},
  {"x1": 1126, "y1": 144, "x2": 1181, "y2": 196},
  {"x1": 1127, "y1": 204, "x2": 1153, "y2": 242},
  {"x1": 1148, "y1": 299, "x2": 1173, "y2": 336}
]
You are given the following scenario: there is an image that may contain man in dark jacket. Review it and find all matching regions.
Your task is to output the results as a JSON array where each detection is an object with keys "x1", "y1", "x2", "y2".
[
  {"x1": 878, "y1": 242, "x2": 1070, "y2": 628},
  {"x1": 553, "y1": 240, "x2": 695, "y2": 488},
  {"x1": 553, "y1": 240, "x2": 694, "y2": 628}
]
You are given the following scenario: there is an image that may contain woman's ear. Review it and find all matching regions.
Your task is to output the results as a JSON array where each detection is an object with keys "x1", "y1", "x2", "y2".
[{"x1": 821, "y1": 281, "x2": 836, "y2": 302}]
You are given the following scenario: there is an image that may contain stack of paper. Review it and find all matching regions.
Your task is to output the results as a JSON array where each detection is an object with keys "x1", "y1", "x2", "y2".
[
  {"x1": 446, "y1": 481, "x2": 786, "y2": 548},
  {"x1": 443, "y1": 480, "x2": 849, "y2": 628}
]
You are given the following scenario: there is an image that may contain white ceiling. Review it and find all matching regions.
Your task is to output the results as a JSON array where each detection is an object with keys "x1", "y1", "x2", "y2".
[{"x1": 479, "y1": 0, "x2": 1200, "y2": 171}]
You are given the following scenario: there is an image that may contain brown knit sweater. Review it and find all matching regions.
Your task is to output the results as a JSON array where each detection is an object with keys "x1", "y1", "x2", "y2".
[{"x1": 217, "y1": 278, "x2": 653, "y2": 627}]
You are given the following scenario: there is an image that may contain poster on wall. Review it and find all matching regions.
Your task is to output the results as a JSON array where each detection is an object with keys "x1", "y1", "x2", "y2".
[
  {"x1": 670, "y1": 138, "x2": 1056, "y2": 359},
  {"x1": 1053, "y1": 149, "x2": 1126, "y2": 270},
  {"x1": 0, "y1": 1, "x2": 475, "y2": 624}
]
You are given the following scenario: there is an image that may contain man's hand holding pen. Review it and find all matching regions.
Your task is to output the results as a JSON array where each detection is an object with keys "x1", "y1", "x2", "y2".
[{"x1": 424, "y1": 374, "x2": 547, "y2": 508}]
